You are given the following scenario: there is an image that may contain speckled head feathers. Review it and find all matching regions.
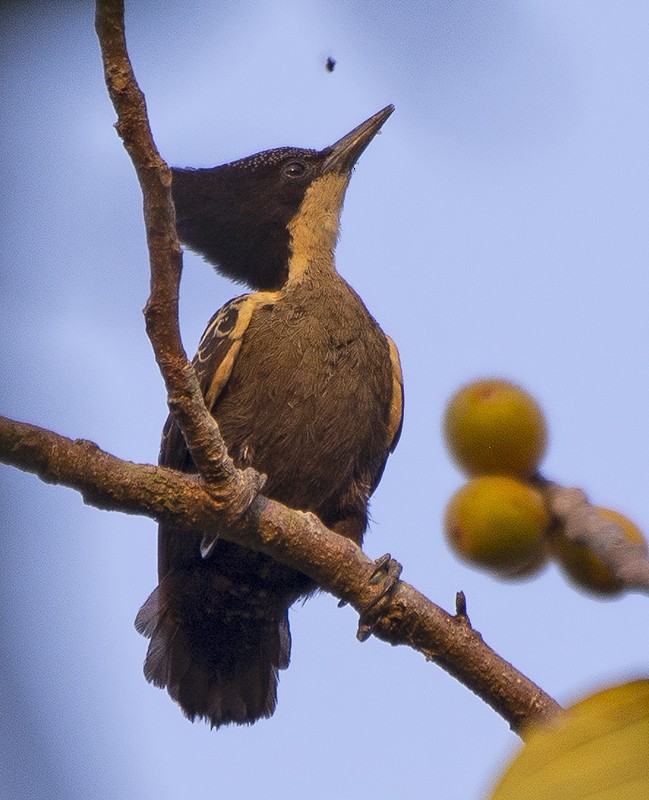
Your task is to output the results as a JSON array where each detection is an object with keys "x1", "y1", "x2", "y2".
[{"x1": 171, "y1": 106, "x2": 394, "y2": 290}]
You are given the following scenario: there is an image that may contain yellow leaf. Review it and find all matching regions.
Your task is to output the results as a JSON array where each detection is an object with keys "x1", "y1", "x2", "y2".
[{"x1": 489, "y1": 680, "x2": 649, "y2": 800}]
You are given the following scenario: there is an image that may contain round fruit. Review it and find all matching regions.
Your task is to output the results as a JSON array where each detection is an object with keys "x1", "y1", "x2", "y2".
[
  {"x1": 551, "y1": 507, "x2": 646, "y2": 597},
  {"x1": 443, "y1": 379, "x2": 548, "y2": 478},
  {"x1": 444, "y1": 475, "x2": 550, "y2": 578}
]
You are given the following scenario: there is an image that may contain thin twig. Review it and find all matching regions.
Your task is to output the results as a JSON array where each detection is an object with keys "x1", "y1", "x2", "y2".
[{"x1": 95, "y1": 0, "x2": 262, "y2": 516}]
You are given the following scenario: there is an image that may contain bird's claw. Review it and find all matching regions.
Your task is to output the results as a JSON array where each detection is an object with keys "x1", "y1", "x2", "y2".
[{"x1": 356, "y1": 553, "x2": 402, "y2": 642}]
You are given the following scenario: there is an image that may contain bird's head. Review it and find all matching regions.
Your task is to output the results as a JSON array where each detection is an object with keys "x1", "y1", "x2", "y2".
[{"x1": 171, "y1": 105, "x2": 394, "y2": 290}]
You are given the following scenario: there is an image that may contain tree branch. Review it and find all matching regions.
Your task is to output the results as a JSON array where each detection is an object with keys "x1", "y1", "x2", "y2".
[
  {"x1": 95, "y1": 0, "x2": 263, "y2": 518},
  {"x1": 541, "y1": 481, "x2": 649, "y2": 592},
  {"x1": 0, "y1": 413, "x2": 561, "y2": 733}
]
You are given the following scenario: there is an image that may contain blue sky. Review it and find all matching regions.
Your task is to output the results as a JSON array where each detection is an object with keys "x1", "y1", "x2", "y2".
[{"x1": 1, "y1": 2, "x2": 648, "y2": 798}]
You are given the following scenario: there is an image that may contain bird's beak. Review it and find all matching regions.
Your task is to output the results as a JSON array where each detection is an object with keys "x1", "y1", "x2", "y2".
[{"x1": 322, "y1": 105, "x2": 394, "y2": 174}]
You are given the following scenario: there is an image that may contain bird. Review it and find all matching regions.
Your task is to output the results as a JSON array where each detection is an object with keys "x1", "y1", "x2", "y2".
[{"x1": 135, "y1": 105, "x2": 404, "y2": 729}]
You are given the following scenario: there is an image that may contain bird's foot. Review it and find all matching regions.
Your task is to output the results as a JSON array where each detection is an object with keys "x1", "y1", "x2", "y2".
[{"x1": 356, "y1": 553, "x2": 402, "y2": 642}]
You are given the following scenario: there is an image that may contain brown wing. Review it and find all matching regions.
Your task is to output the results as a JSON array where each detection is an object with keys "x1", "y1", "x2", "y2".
[
  {"x1": 157, "y1": 291, "x2": 279, "y2": 577},
  {"x1": 159, "y1": 293, "x2": 266, "y2": 470},
  {"x1": 386, "y1": 335, "x2": 404, "y2": 453},
  {"x1": 357, "y1": 333, "x2": 404, "y2": 511}
]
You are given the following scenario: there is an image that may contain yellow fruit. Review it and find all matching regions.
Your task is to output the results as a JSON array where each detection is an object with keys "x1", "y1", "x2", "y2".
[
  {"x1": 443, "y1": 379, "x2": 548, "y2": 478},
  {"x1": 551, "y1": 507, "x2": 646, "y2": 597},
  {"x1": 444, "y1": 476, "x2": 550, "y2": 578}
]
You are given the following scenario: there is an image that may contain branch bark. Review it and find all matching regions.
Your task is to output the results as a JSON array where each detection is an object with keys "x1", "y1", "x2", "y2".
[
  {"x1": 95, "y1": 0, "x2": 263, "y2": 515},
  {"x1": 541, "y1": 481, "x2": 649, "y2": 592},
  {"x1": 0, "y1": 413, "x2": 561, "y2": 733}
]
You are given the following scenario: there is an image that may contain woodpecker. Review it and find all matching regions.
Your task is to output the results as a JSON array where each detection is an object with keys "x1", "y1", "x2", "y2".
[{"x1": 135, "y1": 105, "x2": 403, "y2": 729}]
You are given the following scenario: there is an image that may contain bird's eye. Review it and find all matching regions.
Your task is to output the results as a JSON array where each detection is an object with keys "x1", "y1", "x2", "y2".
[{"x1": 283, "y1": 160, "x2": 307, "y2": 178}]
